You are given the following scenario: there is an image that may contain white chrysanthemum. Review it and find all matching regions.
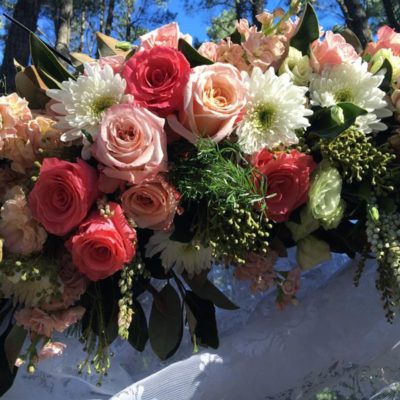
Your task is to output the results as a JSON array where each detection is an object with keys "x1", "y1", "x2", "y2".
[
  {"x1": 309, "y1": 60, "x2": 392, "y2": 133},
  {"x1": 237, "y1": 67, "x2": 312, "y2": 154},
  {"x1": 145, "y1": 230, "x2": 213, "y2": 277},
  {"x1": 0, "y1": 271, "x2": 58, "y2": 306},
  {"x1": 47, "y1": 63, "x2": 129, "y2": 142}
]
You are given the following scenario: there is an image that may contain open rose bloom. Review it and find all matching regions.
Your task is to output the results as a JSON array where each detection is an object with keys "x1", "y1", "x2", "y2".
[{"x1": 2, "y1": 4, "x2": 400, "y2": 391}]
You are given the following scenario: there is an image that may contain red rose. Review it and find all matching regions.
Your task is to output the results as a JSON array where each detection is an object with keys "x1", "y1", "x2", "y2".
[
  {"x1": 66, "y1": 203, "x2": 136, "y2": 281},
  {"x1": 29, "y1": 158, "x2": 98, "y2": 236},
  {"x1": 122, "y1": 46, "x2": 191, "y2": 117},
  {"x1": 251, "y1": 149, "x2": 316, "y2": 222}
]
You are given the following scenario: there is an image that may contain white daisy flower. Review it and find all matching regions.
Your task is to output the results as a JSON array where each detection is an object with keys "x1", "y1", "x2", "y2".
[
  {"x1": 309, "y1": 60, "x2": 392, "y2": 133},
  {"x1": 145, "y1": 230, "x2": 213, "y2": 277},
  {"x1": 237, "y1": 67, "x2": 313, "y2": 154},
  {"x1": 47, "y1": 63, "x2": 130, "y2": 143}
]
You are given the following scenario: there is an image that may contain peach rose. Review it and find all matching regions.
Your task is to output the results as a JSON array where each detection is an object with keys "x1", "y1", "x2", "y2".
[
  {"x1": 366, "y1": 26, "x2": 400, "y2": 57},
  {"x1": 92, "y1": 103, "x2": 167, "y2": 183},
  {"x1": 167, "y1": 62, "x2": 246, "y2": 143},
  {"x1": 311, "y1": 31, "x2": 360, "y2": 73},
  {"x1": 0, "y1": 186, "x2": 47, "y2": 255},
  {"x1": 121, "y1": 175, "x2": 180, "y2": 230},
  {"x1": 242, "y1": 31, "x2": 288, "y2": 71}
]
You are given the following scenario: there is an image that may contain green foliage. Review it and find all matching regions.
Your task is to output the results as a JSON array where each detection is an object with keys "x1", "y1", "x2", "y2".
[
  {"x1": 290, "y1": 3, "x2": 320, "y2": 55},
  {"x1": 320, "y1": 127, "x2": 396, "y2": 194},
  {"x1": 178, "y1": 39, "x2": 214, "y2": 67},
  {"x1": 309, "y1": 103, "x2": 367, "y2": 139},
  {"x1": 148, "y1": 284, "x2": 183, "y2": 360}
]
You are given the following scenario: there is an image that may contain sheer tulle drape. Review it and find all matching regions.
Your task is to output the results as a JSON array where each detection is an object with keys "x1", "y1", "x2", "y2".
[{"x1": 4, "y1": 253, "x2": 400, "y2": 400}]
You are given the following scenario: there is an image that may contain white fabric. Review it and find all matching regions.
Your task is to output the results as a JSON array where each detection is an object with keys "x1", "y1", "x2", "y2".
[{"x1": 4, "y1": 254, "x2": 400, "y2": 400}]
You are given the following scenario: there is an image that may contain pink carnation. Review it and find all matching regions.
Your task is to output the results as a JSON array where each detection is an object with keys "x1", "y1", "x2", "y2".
[
  {"x1": 38, "y1": 342, "x2": 66, "y2": 360},
  {"x1": 97, "y1": 55, "x2": 126, "y2": 75},
  {"x1": 311, "y1": 31, "x2": 360, "y2": 73},
  {"x1": 366, "y1": 26, "x2": 400, "y2": 56}
]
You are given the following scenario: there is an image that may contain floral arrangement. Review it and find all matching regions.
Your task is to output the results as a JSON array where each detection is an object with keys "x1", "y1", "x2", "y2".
[{"x1": 1, "y1": 1, "x2": 400, "y2": 394}]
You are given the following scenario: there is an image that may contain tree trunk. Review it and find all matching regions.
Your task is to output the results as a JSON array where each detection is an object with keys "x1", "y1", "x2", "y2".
[
  {"x1": 340, "y1": 0, "x2": 372, "y2": 47},
  {"x1": 55, "y1": 0, "x2": 73, "y2": 58},
  {"x1": 0, "y1": 0, "x2": 41, "y2": 94},
  {"x1": 382, "y1": 0, "x2": 400, "y2": 32},
  {"x1": 234, "y1": 0, "x2": 246, "y2": 20},
  {"x1": 105, "y1": 0, "x2": 115, "y2": 35},
  {"x1": 78, "y1": 7, "x2": 86, "y2": 52},
  {"x1": 100, "y1": 0, "x2": 106, "y2": 32},
  {"x1": 251, "y1": 0, "x2": 264, "y2": 28},
  {"x1": 125, "y1": 0, "x2": 134, "y2": 42}
]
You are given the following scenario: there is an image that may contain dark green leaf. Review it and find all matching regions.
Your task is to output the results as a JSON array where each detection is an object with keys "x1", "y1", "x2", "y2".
[
  {"x1": 290, "y1": 3, "x2": 319, "y2": 55},
  {"x1": 104, "y1": 313, "x2": 118, "y2": 345},
  {"x1": 184, "y1": 273, "x2": 238, "y2": 310},
  {"x1": 378, "y1": 58, "x2": 393, "y2": 93},
  {"x1": 144, "y1": 254, "x2": 170, "y2": 279},
  {"x1": 178, "y1": 38, "x2": 214, "y2": 68},
  {"x1": 0, "y1": 324, "x2": 19, "y2": 396},
  {"x1": 169, "y1": 204, "x2": 197, "y2": 243},
  {"x1": 4, "y1": 326, "x2": 26, "y2": 372},
  {"x1": 149, "y1": 284, "x2": 183, "y2": 360},
  {"x1": 128, "y1": 301, "x2": 149, "y2": 352},
  {"x1": 229, "y1": 28, "x2": 242, "y2": 44},
  {"x1": 30, "y1": 32, "x2": 75, "y2": 89},
  {"x1": 184, "y1": 291, "x2": 219, "y2": 349},
  {"x1": 310, "y1": 102, "x2": 367, "y2": 139}
]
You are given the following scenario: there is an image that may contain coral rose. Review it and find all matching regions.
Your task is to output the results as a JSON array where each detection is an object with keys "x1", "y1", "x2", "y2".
[
  {"x1": 121, "y1": 175, "x2": 180, "y2": 230},
  {"x1": 251, "y1": 149, "x2": 316, "y2": 222},
  {"x1": 66, "y1": 203, "x2": 136, "y2": 281},
  {"x1": 92, "y1": 103, "x2": 167, "y2": 183},
  {"x1": 123, "y1": 46, "x2": 191, "y2": 117},
  {"x1": 167, "y1": 62, "x2": 246, "y2": 143},
  {"x1": 311, "y1": 31, "x2": 360, "y2": 73},
  {"x1": 28, "y1": 158, "x2": 98, "y2": 236}
]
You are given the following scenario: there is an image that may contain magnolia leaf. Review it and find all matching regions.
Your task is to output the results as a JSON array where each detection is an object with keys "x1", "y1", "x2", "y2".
[
  {"x1": 96, "y1": 32, "x2": 131, "y2": 57},
  {"x1": 0, "y1": 325, "x2": 19, "y2": 396},
  {"x1": 15, "y1": 65, "x2": 49, "y2": 109},
  {"x1": 149, "y1": 284, "x2": 183, "y2": 360},
  {"x1": 128, "y1": 301, "x2": 149, "y2": 352},
  {"x1": 310, "y1": 102, "x2": 367, "y2": 138},
  {"x1": 378, "y1": 58, "x2": 393, "y2": 93},
  {"x1": 30, "y1": 32, "x2": 75, "y2": 89},
  {"x1": 290, "y1": 3, "x2": 319, "y2": 55},
  {"x1": 69, "y1": 52, "x2": 95, "y2": 67},
  {"x1": 184, "y1": 291, "x2": 219, "y2": 349},
  {"x1": 183, "y1": 274, "x2": 238, "y2": 310},
  {"x1": 178, "y1": 38, "x2": 214, "y2": 68},
  {"x1": 229, "y1": 28, "x2": 242, "y2": 44},
  {"x1": 4, "y1": 325, "x2": 26, "y2": 373}
]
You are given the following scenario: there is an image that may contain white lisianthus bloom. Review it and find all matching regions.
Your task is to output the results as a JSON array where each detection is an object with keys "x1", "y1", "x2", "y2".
[
  {"x1": 145, "y1": 230, "x2": 213, "y2": 277},
  {"x1": 237, "y1": 67, "x2": 313, "y2": 154},
  {"x1": 47, "y1": 63, "x2": 130, "y2": 143},
  {"x1": 309, "y1": 60, "x2": 392, "y2": 133}
]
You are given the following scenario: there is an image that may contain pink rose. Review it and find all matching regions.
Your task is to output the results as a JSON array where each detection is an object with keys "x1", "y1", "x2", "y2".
[
  {"x1": 121, "y1": 175, "x2": 180, "y2": 230},
  {"x1": 251, "y1": 149, "x2": 316, "y2": 222},
  {"x1": 366, "y1": 26, "x2": 400, "y2": 56},
  {"x1": 92, "y1": 103, "x2": 167, "y2": 184},
  {"x1": 167, "y1": 63, "x2": 246, "y2": 143},
  {"x1": 123, "y1": 46, "x2": 191, "y2": 117},
  {"x1": 28, "y1": 158, "x2": 98, "y2": 236},
  {"x1": 66, "y1": 202, "x2": 136, "y2": 281},
  {"x1": 311, "y1": 31, "x2": 360, "y2": 73},
  {"x1": 97, "y1": 55, "x2": 126, "y2": 75}
]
